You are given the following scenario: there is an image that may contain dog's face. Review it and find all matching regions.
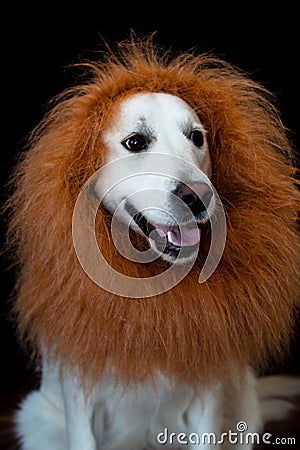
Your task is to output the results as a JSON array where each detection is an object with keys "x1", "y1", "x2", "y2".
[{"x1": 95, "y1": 92, "x2": 215, "y2": 264}]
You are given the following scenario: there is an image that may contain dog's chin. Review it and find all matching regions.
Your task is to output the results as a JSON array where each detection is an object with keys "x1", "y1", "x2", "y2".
[{"x1": 147, "y1": 234, "x2": 199, "y2": 265}]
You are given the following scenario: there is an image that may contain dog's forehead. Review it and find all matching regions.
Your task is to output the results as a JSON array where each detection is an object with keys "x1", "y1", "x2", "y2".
[{"x1": 117, "y1": 92, "x2": 198, "y2": 126}]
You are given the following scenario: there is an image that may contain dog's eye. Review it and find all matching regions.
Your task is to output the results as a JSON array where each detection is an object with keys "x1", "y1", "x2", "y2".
[
  {"x1": 190, "y1": 129, "x2": 204, "y2": 148},
  {"x1": 122, "y1": 134, "x2": 148, "y2": 152}
]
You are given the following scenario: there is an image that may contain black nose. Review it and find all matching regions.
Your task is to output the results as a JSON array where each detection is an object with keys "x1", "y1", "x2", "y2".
[{"x1": 173, "y1": 182, "x2": 213, "y2": 217}]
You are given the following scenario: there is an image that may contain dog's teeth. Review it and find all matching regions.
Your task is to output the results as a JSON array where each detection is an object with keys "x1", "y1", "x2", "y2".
[{"x1": 167, "y1": 230, "x2": 177, "y2": 245}]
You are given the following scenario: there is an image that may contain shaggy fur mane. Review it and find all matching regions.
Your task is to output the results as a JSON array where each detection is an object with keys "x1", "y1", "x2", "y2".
[{"x1": 7, "y1": 38, "x2": 300, "y2": 388}]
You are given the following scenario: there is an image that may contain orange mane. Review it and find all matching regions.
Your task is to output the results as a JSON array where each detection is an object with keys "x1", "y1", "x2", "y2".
[{"x1": 8, "y1": 38, "x2": 300, "y2": 388}]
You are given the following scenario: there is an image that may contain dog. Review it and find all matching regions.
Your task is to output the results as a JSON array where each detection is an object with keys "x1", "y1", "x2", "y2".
[{"x1": 7, "y1": 38, "x2": 300, "y2": 449}]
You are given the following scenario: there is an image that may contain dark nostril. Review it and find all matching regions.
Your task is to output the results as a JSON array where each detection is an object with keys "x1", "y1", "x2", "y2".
[
  {"x1": 201, "y1": 189, "x2": 213, "y2": 209},
  {"x1": 182, "y1": 192, "x2": 197, "y2": 207},
  {"x1": 174, "y1": 183, "x2": 212, "y2": 217}
]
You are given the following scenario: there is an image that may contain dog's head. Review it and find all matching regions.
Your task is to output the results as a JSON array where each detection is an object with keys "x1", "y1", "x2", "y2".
[
  {"x1": 95, "y1": 92, "x2": 214, "y2": 264},
  {"x1": 9, "y1": 38, "x2": 300, "y2": 386}
]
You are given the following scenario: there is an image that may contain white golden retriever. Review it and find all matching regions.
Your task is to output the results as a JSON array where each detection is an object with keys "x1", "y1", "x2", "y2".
[{"x1": 15, "y1": 92, "x2": 300, "y2": 450}]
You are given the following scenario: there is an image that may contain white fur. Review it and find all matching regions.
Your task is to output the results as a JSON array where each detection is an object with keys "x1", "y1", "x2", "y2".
[
  {"x1": 15, "y1": 93, "x2": 300, "y2": 449},
  {"x1": 257, "y1": 376, "x2": 300, "y2": 424},
  {"x1": 15, "y1": 363, "x2": 300, "y2": 450}
]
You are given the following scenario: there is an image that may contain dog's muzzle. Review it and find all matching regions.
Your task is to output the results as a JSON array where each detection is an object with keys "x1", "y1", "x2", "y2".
[{"x1": 128, "y1": 182, "x2": 213, "y2": 261}]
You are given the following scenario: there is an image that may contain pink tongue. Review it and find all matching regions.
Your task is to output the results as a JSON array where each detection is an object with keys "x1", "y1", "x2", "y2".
[{"x1": 156, "y1": 226, "x2": 201, "y2": 247}]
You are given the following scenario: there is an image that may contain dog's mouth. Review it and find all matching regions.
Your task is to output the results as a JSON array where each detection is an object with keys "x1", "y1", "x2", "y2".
[{"x1": 131, "y1": 209, "x2": 206, "y2": 262}]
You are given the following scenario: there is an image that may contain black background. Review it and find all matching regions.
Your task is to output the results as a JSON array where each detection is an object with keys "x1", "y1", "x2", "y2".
[{"x1": 1, "y1": 3, "x2": 300, "y2": 404}]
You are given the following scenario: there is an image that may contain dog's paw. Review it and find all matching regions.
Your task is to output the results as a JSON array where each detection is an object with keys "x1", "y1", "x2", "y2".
[{"x1": 15, "y1": 389, "x2": 67, "y2": 450}]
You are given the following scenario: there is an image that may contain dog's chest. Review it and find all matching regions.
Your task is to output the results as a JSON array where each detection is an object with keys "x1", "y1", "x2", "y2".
[{"x1": 92, "y1": 374, "x2": 223, "y2": 449}]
